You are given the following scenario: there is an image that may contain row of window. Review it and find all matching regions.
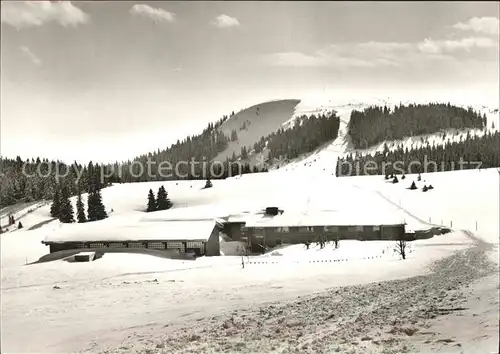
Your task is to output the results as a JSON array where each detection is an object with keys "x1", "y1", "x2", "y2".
[
  {"x1": 242, "y1": 225, "x2": 381, "y2": 233},
  {"x1": 73, "y1": 241, "x2": 206, "y2": 250}
]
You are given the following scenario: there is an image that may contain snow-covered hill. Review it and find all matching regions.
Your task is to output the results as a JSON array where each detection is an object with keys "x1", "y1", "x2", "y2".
[
  {"x1": 1, "y1": 95, "x2": 499, "y2": 354},
  {"x1": 212, "y1": 99, "x2": 300, "y2": 162},
  {"x1": 276, "y1": 97, "x2": 499, "y2": 174},
  {"x1": 207, "y1": 95, "x2": 499, "y2": 175}
]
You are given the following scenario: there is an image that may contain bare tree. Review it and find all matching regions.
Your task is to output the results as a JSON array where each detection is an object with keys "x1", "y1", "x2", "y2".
[{"x1": 394, "y1": 238, "x2": 408, "y2": 260}]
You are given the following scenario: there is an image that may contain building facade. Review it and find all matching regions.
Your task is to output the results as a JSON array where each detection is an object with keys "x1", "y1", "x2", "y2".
[
  {"x1": 42, "y1": 220, "x2": 221, "y2": 257},
  {"x1": 223, "y1": 221, "x2": 407, "y2": 252}
]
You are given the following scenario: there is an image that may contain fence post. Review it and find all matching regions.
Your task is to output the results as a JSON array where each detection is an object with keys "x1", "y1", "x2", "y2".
[
  {"x1": 475, "y1": 221, "x2": 478, "y2": 231},
  {"x1": 450, "y1": 220, "x2": 453, "y2": 227}
]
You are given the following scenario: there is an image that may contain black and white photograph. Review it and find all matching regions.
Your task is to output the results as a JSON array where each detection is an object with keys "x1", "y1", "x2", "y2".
[{"x1": 1, "y1": 1, "x2": 499, "y2": 353}]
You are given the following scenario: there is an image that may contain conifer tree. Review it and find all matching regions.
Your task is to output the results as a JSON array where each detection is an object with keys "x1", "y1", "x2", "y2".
[
  {"x1": 50, "y1": 188, "x2": 60, "y2": 218},
  {"x1": 17, "y1": 221, "x2": 23, "y2": 229},
  {"x1": 156, "y1": 185, "x2": 172, "y2": 211},
  {"x1": 146, "y1": 189, "x2": 157, "y2": 212},
  {"x1": 240, "y1": 146, "x2": 248, "y2": 159},
  {"x1": 87, "y1": 189, "x2": 96, "y2": 221},
  {"x1": 156, "y1": 186, "x2": 165, "y2": 210},
  {"x1": 94, "y1": 188, "x2": 107, "y2": 220},
  {"x1": 76, "y1": 190, "x2": 86, "y2": 223},
  {"x1": 87, "y1": 186, "x2": 107, "y2": 221},
  {"x1": 58, "y1": 186, "x2": 74, "y2": 223}
]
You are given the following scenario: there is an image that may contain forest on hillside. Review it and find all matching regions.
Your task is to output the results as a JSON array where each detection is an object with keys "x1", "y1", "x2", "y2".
[
  {"x1": 1, "y1": 103, "x2": 498, "y2": 209},
  {"x1": 0, "y1": 112, "x2": 340, "y2": 208},
  {"x1": 348, "y1": 103, "x2": 487, "y2": 149},
  {"x1": 336, "y1": 130, "x2": 500, "y2": 176},
  {"x1": 0, "y1": 114, "x2": 262, "y2": 208},
  {"x1": 250, "y1": 112, "x2": 341, "y2": 161},
  {"x1": 0, "y1": 158, "x2": 114, "y2": 207}
]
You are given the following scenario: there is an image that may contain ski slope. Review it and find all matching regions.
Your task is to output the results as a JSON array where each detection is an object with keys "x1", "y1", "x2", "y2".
[
  {"x1": 212, "y1": 99, "x2": 300, "y2": 162},
  {"x1": 277, "y1": 96, "x2": 499, "y2": 175}
]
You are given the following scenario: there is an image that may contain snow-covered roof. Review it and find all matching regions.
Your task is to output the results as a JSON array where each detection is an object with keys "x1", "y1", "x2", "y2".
[
  {"x1": 43, "y1": 220, "x2": 219, "y2": 243},
  {"x1": 140, "y1": 205, "x2": 232, "y2": 222},
  {"x1": 229, "y1": 210, "x2": 405, "y2": 227}
]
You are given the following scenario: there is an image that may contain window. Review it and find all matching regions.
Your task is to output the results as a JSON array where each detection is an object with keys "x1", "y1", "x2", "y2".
[
  {"x1": 187, "y1": 241, "x2": 204, "y2": 249},
  {"x1": 76, "y1": 243, "x2": 87, "y2": 248},
  {"x1": 299, "y1": 226, "x2": 314, "y2": 232},
  {"x1": 255, "y1": 235, "x2": 264, "y2": 239},
  {"x1": 373, "y1": 226, "x2": 380, "y2": 231},
  {"x1": 347, "y1": 226, "x2": 357, "y2": 232},
  {"x1": 148, "y1": 242, "x2": 165, "y2": 249},
  {"x1": 89, "y1": 242, "x2": 105, "y2": 248},
  {"x1": 109, "y1": 242, "x2": 126, "y2": 248},
  {"x1": 166, "y1": 241, "x2": 183, "y2": 249},
  {"x1": 241, "y1": 227, "x2": 248, "y2": 232},
  {"x1": 128, "y1": 242, "x2": 144, "y2": 248},
  {"x1": 324, "y1": 226, "x2": 339, "y2": 232},
  {"x1": 276, "y1": 227, "x2": 289, "y2": 233},
  {"x1": 356, "y1": 225, "x2": 363, "y2": 232}
]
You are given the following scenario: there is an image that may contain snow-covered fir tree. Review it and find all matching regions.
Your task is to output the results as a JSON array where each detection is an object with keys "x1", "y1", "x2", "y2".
[
  {"x1": 76, "y1": 190, "x2": 87, "y2": 223},
  {"x1": 87, "y1": 186, "x2": 107, "y2": 221},
  {"x1": 50, "y1": 188, "x2": 60, "y2": 218},
  {"x1": 58, "y1": 186, "x2": 74, "y2": 223},
  {"x1": 146, "y1": 189, "x2": 157, "y2": 212},
  {"x1": 156, "y1": 185, "x2": 172, "y2": 211}
]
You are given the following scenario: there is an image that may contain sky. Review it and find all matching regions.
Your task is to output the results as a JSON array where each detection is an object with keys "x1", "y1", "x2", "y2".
[{"x1": 1, "y1": 1, "x2": 499, "y2": 164}]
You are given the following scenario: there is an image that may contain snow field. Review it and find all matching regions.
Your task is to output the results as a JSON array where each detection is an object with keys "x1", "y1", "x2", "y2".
[
  {"x1": 1, "y1": 133, "x2": 498, "y2": 354},
  {"x1": 1, "y1": 221, "x2": 475, "y2": 353}
]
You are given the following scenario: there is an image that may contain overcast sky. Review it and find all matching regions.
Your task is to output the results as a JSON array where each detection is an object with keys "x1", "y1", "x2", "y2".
[{"x1": 1, "y1": 1, "x2": 499, "y2": 164}]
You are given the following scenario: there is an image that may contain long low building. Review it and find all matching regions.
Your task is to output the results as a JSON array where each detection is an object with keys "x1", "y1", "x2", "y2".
[
  {"x1": 221, "y1": 209, "x2": 409, "y2": 252},
  {"x1": 41, "y1": 206, "x2": 433, "y2": 256},
  {"x1": 42, "y1": 219, "x2": 222, "y2": 257}
]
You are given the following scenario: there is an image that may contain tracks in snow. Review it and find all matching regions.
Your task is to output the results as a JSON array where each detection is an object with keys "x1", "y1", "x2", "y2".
[
  {"x1": 99, "y1": 230, "x2": 497, "y2": 354},
  {"x1": 91, "y1": 181, "x2": 498, "y2": 354}
]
